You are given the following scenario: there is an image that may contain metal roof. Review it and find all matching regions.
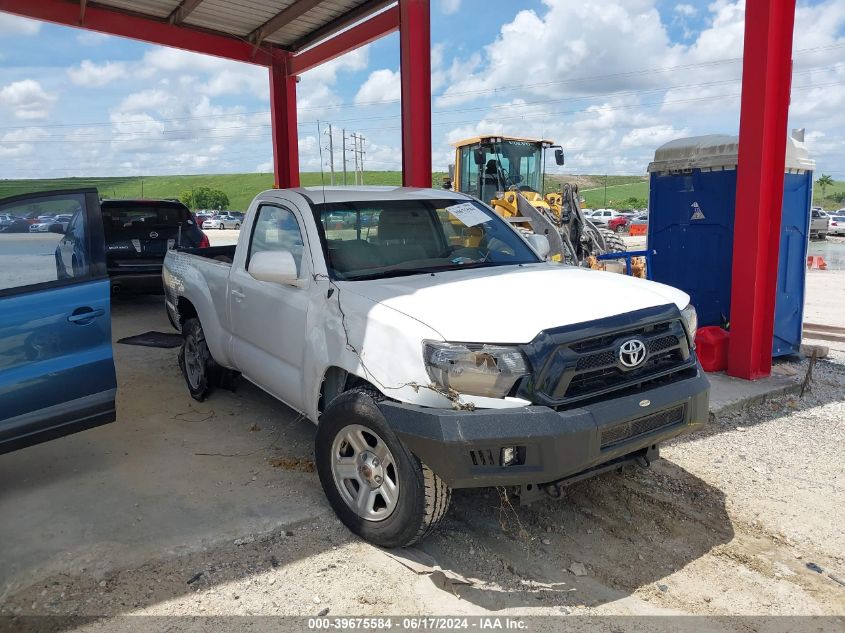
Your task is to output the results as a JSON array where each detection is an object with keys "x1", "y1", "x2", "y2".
[
  {"x1": 647, "y1": 134, "x2": 816, "y2": 173},
  {"x1": 92, "y1": 0, "x2": 393, "y2": 50},
  {"x1": 450, "y1": 136, "x2": 556, "y2": 148}
]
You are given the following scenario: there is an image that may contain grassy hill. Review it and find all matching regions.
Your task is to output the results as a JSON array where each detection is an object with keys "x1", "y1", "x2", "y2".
[{"x1": 1, "y1": 172, "x2": 839, "y2": 211}]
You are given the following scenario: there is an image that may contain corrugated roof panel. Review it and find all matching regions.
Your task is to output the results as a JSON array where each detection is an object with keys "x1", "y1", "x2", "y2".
[
  {"x1": 264, "y1": 0, "x2": 374, "y2": 46},
  {"x1": 97, "y1": 0, "x2": 179, "y2": 19},
  {"x1": 184, "y1": 0, "x2": 292, "y2": 37}
]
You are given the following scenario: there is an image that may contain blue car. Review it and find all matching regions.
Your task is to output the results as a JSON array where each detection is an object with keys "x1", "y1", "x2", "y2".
[{"x1": 0, "y1": 188, "x2": 116, "y2": 454}]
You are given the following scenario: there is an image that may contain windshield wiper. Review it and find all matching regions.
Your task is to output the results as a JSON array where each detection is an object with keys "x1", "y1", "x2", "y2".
[{"x1": 346, "y1": 261, "x2": 520, "y2": 281}]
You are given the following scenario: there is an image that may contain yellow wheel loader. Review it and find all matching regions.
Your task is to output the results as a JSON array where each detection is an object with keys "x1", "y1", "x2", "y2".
[{"x1": 446, "y1": 135, "x2": 627, "y2": 268}]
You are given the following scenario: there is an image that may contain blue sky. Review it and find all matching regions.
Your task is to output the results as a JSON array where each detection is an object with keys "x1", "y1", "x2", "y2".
[{"x1": 0, "y1": 0, "x2": 843, "y2": 180}]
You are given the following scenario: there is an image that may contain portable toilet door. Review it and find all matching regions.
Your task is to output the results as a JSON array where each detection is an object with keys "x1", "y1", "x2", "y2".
[{"x1": 647, "y1": 134, "x2": 814, "y2": 358}]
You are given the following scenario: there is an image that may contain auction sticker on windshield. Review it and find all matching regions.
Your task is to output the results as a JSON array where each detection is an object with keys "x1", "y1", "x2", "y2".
[{"x1": 445, "y1": 202, "x2": 492, "y2": 227}]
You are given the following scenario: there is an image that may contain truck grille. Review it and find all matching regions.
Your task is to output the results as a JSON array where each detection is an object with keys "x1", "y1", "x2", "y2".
[
  {"x1": 518, "y1": 305, "x2": 695, "y2": 408},
  {"x1": 600, "y1": 405, "x2": 686, "y2": 448}
]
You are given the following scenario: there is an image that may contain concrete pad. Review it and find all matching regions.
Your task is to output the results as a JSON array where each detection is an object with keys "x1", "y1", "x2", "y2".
[
  {"x1": 0, "y1": 295, "x2": 329, "y2": 600},
  {"x1": 706, "y1": 370, "x2": 801, "y2": 417}
]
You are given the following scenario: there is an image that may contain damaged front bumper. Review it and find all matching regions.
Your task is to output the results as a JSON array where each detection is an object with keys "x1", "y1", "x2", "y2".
[{"x1": 377, "y1": 365, "x2": 709, "y2": 493}]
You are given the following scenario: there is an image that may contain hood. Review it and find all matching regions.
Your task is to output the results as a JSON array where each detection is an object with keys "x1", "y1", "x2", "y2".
[{"x1": 341, "y1": 264, "x2": 690, "y2": 344}]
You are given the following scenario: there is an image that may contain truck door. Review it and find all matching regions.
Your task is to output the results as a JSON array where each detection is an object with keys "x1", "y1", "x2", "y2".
[
  {"x1": 229, "y1": 202, "x2": 310, "y2": 412},
  {"x1": 0, "y1": 189, "x2": 116, "y2": 454}
]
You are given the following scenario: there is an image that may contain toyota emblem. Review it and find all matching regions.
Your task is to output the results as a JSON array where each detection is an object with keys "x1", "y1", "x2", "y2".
[
  {"x1": 619, "y1": 338, "x2": 647, "y2": 368},
  {"x1": 149, "y1": 231, "x2": 159, "y2": 238}
]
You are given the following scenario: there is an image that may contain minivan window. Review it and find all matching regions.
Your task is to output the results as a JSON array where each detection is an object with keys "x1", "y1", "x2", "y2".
[{"x1": 102, "y1": 204, "x2": 190, "y2": 237}]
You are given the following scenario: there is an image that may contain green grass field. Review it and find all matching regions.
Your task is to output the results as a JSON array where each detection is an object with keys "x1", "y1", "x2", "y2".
[{"x1": 0, "y1": 172, "x2": 839, "y2": 211}]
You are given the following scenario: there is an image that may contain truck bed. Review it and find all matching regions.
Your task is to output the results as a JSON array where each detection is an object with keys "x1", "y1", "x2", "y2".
[{"x1": 176, "y1": 245, "x2": 237, "y2": 263}]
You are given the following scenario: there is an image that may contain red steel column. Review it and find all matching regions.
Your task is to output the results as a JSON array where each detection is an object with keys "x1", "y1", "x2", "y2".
[
  {"x1": 399, "y1": 0, "x2": 432, "y2": 188},
  {"x1": 270, "y1": 51, "x2": 300, "y2": 188},
  {"x1": 727, "y1": 0, "x2": 796, "y2": 380}
]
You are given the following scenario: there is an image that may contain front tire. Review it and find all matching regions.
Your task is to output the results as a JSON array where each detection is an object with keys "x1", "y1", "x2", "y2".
[{"x1": 315, "y1": 388, "x2": 451, "y2": 548}]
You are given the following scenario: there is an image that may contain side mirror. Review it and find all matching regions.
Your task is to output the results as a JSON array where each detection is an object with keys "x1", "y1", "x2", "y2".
[
  {"x1": 554, "y1": 149, "x2": 565, "y2": 166},
  {"x1": 248, "y1": 250, "x2": 298, "y2": 285},
  {"x1": 448, "y1": 164, "x2": 455, "y2": 180},
  {"x1": 473, "y1": 148, "x2": 485, "y2": 166},
  {"x1": 526, "y1": 234, "x2": 550, "y2": 259}
]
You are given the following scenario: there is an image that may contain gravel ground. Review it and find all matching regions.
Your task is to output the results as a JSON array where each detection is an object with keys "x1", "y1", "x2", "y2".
[{"x1": 2, "y1": 350, "x2": 843, "y2": 624}]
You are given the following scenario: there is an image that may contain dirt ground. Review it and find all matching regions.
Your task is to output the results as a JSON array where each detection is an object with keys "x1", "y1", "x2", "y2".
[{"x1": 1, "y1": 229, "x2": 844, "y2": 627}]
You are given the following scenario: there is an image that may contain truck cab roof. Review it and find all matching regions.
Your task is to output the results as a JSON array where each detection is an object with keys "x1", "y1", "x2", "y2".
[{"x1": 262, "y1": 186, "x2": 470, "y2": 205}]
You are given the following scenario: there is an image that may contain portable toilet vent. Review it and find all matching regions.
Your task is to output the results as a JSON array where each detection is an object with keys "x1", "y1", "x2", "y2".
[{"x1": 647, "y1": 134, "x2": 815, "y2": 357}]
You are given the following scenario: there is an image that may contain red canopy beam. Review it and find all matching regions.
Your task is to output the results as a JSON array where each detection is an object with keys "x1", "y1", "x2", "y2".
[
  {"x1": 399, "y1": 0, "x2": 431, "y2": 188},
  {"x1": 288, "y1": 5, "x2": 399, "y2": 76},
  {"x1": 0, "y1": 0, "x2": 274, "y2": 65},
  {"x1": 270, "y1": 52, "x2": 300, "y2": 188},
  {"x1": 728, "y1": 0, "x2": 796, "y2": 379}
]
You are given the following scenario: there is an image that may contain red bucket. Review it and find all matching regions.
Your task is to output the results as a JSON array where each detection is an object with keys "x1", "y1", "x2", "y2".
[{"x1": 695, "y1": 326, "x2": 730, "y2": 372}]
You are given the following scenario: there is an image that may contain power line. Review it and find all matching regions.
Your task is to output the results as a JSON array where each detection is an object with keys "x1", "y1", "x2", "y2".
[{"x1": 0, "y1": 41, "x2": 842, "y2": 133}]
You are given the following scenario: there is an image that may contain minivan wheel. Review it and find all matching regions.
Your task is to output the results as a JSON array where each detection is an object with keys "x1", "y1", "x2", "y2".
[
  {"x1": 234, "y1": 223, "x2": 240, "y2": 229},
  {"x1": 315, "y1": 387, "x2": 451, "y2": 548}
]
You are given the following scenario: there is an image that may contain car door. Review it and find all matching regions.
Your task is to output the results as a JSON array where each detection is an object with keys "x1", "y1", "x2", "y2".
[
  {"x1": 229, "y1": 202, "x2": 312, "y2": 412},
  {"x1": 0, "y1": 189, "x2": 116, "y2": 454}
]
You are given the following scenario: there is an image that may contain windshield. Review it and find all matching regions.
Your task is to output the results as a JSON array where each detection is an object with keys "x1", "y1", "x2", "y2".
[
  {"x1": 459, "y1": 139, "x2": 546, "y2": 202},
  {"x1": 314, "y1": 199, "x2": 540, "y2": 281}
]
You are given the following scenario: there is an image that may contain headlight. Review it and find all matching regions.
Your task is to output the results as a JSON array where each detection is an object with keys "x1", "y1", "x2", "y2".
[
  {"x1": 423, "y1": 341, "x2": 529, "y2": 398},
  {"x1": 681, "y1": 303, "x2": 698, "y2": 341}
]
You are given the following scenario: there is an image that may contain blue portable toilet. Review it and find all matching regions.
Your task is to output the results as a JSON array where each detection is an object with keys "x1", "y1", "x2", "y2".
[{"x1": 647, "y1": 134, "x2": 815, "y2": 357}]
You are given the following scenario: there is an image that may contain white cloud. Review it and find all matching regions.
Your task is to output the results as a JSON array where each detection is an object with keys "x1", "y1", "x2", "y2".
[
  {"x1": 674, "y1": 4, "x2": 697, "y2": 17},
  {"x1": 354, "y1": 69, "x2": 401, "y2": 105},
  {"x1": 0, "y1": 14, "x2": 41, "y2": 37},
  {"x1": 439, "y1": 0, "x2": 461, "y2": 15},
  {"x1": 0, "y1": 80, "x2": 56, "y2": 120},
  {"x1": 68, "y1": 60, "x2": 128, "y2": 87}
]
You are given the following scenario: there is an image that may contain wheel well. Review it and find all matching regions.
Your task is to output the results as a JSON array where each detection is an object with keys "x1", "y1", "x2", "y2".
[
  {"x1": 177, "y1": 297, "x2": 198, "y2": 325},
  {"x1": 318, "y1": 367, "x2": 377, "y2": 414}
]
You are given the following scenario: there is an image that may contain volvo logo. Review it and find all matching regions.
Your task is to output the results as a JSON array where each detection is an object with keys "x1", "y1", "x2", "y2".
[
  {"x1": 149, "y1": 231, "x2": 159, "y2": 238},
  {"x1": 619, "y1": 338, "x2": 647, "y2": 368}
]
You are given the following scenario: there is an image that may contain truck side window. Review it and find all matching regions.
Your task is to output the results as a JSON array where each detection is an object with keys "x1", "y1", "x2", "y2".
[
  {"x1": 248, "y1": 204, "x2": 304, "y2": 275},
  {"x1": 0, "y1": 193, "x2": 88, "y2": 293}
]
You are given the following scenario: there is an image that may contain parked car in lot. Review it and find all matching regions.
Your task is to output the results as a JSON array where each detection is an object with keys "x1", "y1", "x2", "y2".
[
  {"x1": 0, "y1": 217, "x2": 31, "y2": 233},
  {"x1": 810, "y1": 208, "x2": 829, "y2": 239},
  {"x1": 195, "y1": 212, "x2": 212, "y2": 228},
  {"x1": 828, "y1": 213, "x2": 845, "y2": 236},
  {"x1": 98, "y1": 199, "x2": 209, "y2": 293},
  {"x1": 589, "y1": 209, "x2": 628, "y2": 227},
  {"x1": 607, "y1": 215, "x2": 630, "y2": 233},
  {"x1": 0, "y1": 188, "x2": 117, "y2": 454},
  {"x1": 164, "y1": 186, "x2": 708, "y2": 548},
  {"x1": 203, "y1": 214, "x2": 242, "y2": 230}
]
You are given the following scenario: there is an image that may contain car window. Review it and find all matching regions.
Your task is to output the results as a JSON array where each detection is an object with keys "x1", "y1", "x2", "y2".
[
  {"x1": 249, "y1": 205, "x2": 305, "y2": 276},
  {"x1": 0, "y1": 193, "x2": 89, "y2": 293}
]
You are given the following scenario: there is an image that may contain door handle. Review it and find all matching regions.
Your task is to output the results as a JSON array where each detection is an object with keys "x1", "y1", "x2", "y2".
[
  {"x1": 67, "y1": 307, "x2": 105, "y2": 324},
  {"x1": 231, "y1": 289, "x2": 245, "y2": 301}
]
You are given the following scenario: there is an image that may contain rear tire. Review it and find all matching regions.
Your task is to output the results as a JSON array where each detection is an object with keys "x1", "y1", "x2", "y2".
[
  {"x1": 234, "y1": 223, "x2": 240, "y2": 230},
  {"x1": 315, "y1": 387, "x2": 451, "y2": 548},
  {"x1": 178, "y1": 318, "x2": 238, "y2": 401},
  {"x1": 615, "y1": 224, "x2": 626, "y2": 233}
]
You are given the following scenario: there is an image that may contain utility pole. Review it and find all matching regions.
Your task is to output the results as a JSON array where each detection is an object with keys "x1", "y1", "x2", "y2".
[
  {"x1": 342, "y1": 129, "x2": 347, "y2": 186},
  {"x1": 140, "y1": 179, "x2": 144, "y2": 198},
  {"x1": 603, "y1": 174, "x2": 608, "y2": 207},
  {"x1": 359, "y1": 136, "x2": 365, "y2": 185},
  {"x1": 351, "y1": 133, "x2": 360, "y2": 185},
  {"x1": 326, "y1": 124, "x2": 335, "y2": 186}
]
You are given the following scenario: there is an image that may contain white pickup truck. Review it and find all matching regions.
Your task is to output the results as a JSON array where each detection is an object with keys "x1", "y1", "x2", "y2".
[{"x1": 163, "y1": 186, "x2": 709, "y2": 547}]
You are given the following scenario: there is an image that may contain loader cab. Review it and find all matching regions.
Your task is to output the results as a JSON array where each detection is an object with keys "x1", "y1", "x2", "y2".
[{"x1": 451, "y1": 136, "x2": 563, "y2": 204}]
